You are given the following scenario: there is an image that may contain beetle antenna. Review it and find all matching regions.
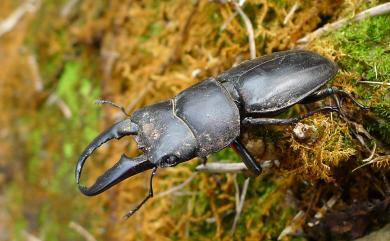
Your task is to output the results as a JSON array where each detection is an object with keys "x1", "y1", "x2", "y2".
[
  {"x1": 123, "y1": 167, "x2": 158, "y2": 219},
  {"x1": 95, "y1": 99, "x2": 130, "y2": 116}
]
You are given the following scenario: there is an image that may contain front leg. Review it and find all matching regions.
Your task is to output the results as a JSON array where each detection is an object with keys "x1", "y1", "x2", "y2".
[
  {"x1": 123, "y1": 167, "x2": 158, "y2": 219},
  {"x1": 231, "y1": 140, "x2": 262, "y2": 176}
]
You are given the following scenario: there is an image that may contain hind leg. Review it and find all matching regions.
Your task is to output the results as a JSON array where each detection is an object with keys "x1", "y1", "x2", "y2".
[{"x1": 300, "y1": 87, "x2": 368, "y2": 109}]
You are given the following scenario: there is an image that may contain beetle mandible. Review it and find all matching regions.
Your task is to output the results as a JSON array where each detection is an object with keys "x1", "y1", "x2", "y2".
[{"x1": 75, "y1": 50, "x2": 367, "y2": 218}]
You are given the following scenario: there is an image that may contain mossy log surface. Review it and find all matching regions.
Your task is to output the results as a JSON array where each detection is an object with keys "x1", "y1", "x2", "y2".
[{"x1": 0, "y1": 0, "x2": 389, "y2": 240}]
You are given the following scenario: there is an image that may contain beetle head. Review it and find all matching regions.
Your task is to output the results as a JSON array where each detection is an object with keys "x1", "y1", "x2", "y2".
[{"x1": 76, "y1": 100, "x2": 197, "y2": 196}]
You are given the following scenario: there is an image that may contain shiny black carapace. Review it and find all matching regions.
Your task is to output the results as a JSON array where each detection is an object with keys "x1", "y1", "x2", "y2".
[{"x1": 76, "y1": 50, "x2": 367, "y2": 218}]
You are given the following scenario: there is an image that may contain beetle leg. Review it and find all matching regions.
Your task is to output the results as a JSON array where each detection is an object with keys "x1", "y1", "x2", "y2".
[
  {"x1": 242, "y1": 106, "x2": 340, "y2": 125},
  {"x1": 231, "y1": 140, "x2": 262, "y2": 176},
  {"x1": 300, "y1": 87, "x2": 369, "y2": 109},
  {"x1": 198, "y1": 156, "x2": 208, "y2": 166},
  {"x1": 123, "y1": 167, "x2": 158, "y2": 219}
]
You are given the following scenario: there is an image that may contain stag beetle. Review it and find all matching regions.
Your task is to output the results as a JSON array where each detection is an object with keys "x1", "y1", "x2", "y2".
[{"x1": 76, "y1": 50, "x2": 367, "y2": 218}]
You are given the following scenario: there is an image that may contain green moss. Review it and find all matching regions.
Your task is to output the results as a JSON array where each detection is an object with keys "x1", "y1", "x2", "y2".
[
  {"x1": 334, "y1": 16, "x2": 390, "y2": 82},
  {"x1": 5, "y1": 2, "x2": 103, "y2": 238},
  {"x1": 329, "y1": 15, "x2": 390, "y2": 145},
  {"x1": 368, "y1": 101, "x2": 390, "y2": 145},
  {"x1": 234, "y1": 176, "x2": 296, "y2": 239},
  {"x1": 210, "y1": 147, "x2": 241, "y2": 163}
]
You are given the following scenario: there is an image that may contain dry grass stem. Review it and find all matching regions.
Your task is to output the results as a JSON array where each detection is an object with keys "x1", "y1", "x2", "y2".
[
  {"x1": 196, "y1": 162, "x2": 247, "y2": 173},
  {"x1": 231, "y1": 177, "x2": 250, "y2": 235},
  {"x1": 22, "y1": 231, "x2": 42, "y2": 241},
  {"x1": 46, "y1": 94, "x2": 72, "y2": 119},
  {"x1": 60, "y1": 0, "x2": 80, "y2": 17},
  {"x1": 278, "y1": 210, "x2": 305, "y2": 240},
  {"x1": 156, "y1": 173, "x2": 197, "y2": 198},
  {"x1": 232, "y1": 1, "x2": 256, "y2": 59},
  {"x1": 220, "y1": 11, "x2": 238, "y2": 32},
  {"x1": 27, "y1": 54, "x2": 43, "y2": 92},
  {"x1": 0, "y1": 0, "x2": 40, "y2": 37},
  {"x1": 195, "y1": 160, "x2": 279, "y2": 173},
  {"x1": 298, "y1": 2, "x2": 390, "y2": 44},
  {"x1": 283, "y1": 2, "x2": 299, "y2": 25},
  {"x1": 362, "y1": 143, "x2": 377, "y2": 163},
  {"x1": 313, "y1": 194, "x2": 340, "y2": 219},
  {"x1": 353, "y1": 154, "x2": 390, "y2": 173},
  {"x1": 69, "y1": 221, "x2": 97, "y2": 241},
  {"x1": 358, "y1": 81, "x2": 390, "y2": 86}
]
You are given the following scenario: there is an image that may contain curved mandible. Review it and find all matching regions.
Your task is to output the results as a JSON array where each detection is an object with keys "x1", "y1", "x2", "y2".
[
  {"x1": 78, "y1": 154, "x2": 154, "y2": 196},
  {"x1": 75, "y1": 119, "x2": 154, "y2": 196}
]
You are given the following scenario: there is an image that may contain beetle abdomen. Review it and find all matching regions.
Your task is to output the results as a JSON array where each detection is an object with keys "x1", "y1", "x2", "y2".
[
  {"x1": 174, "y1": 78, "x2": 240, "y2": 157},
  {"x1": 217, "y1": 50, "x2": 338, "y2": 115}
]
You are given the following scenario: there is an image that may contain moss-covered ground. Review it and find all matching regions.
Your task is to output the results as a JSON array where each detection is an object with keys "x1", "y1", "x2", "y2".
[{"x1": 0, "y1": 0, "x2": 389, "y2": 240}]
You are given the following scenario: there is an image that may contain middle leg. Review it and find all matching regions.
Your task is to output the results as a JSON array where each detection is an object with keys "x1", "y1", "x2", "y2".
[
  {"x1": 242, "y1": 106, "x2": 340, "y2": 125},
  {"x1": 231, "y1": 140, "x2": 262, "y2": 176}
]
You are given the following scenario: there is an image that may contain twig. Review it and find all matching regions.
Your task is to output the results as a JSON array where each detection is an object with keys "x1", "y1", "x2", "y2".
[
  {"x1": 155, "y1": 173, "x2": 197, "y2": 198},
  {"x1": 60, "y1": 0, "x2": 80, "y2": 17},
  {"x1": 283, "y1": 2, "x2": 299, "y2": 25},
  {"x1": 219, "y1": 0, "x2": 247, "y2": 32},
  {"x1": 352, "y1": 143, "x2": 377, "y2": 172},
  {"x1": 232, "y1": 1, "x2": 256, "y2": 60},
  {"x1": 27, "y1": 54, "x2": 44, "y2": 92},
  {"x1": 220, "y1": 12, "x2": 238, "y2": 32},
  {"x1": 279, "y1": 193, "x2": 340, "y2": 239},
  {"x1": 352, "y1": 155, "x2": 390, "y2": 172},
  {"x1": 307, "y1": 194, "x2": 340, "y2": 228},
  {"x1": 46, "y1": 94, "x2": 72, "y2": 119},
  {"x1": 312, "y1": 194, "x2": 340, "y2": 219},
  {"x1": 358, "y1": 81, "x2": 390, "y2": 86},
  {"x1": 196, "y1": 162, "x2": 247, "y2": 173},
  {"x1": 195, "y1": 160, "x2": 279, "y2": 173},
  {"x1": 233, "y1": 174, "x2": 240, "y2": 208},
  {"x1": 362, "y1": 142, "x2": 377, "y2": 163},
  {"x1": 348, "y1": 121, "x2": 374, "y2": 153},
  {"x1": 231, "y1": 177, "x2": 250, "y2": 235},
  {"x1": 0, "y1": 0, "x2": 40, "y2": 38},
  {"x1": 238, "y1": 0, "x2": 246, "y2": 6},
  {"x1": 22, "y1": 231, "x2": 42, "y2": 241},
  {"x1": 298, "y1": 2, "x2": 390, "y2": 44},
  {"x1": 278, "y1": 210, "x2": 305, "y2": 240},
  {"x1": 69, "y1": 221, "x2": 97, "y2": 241}
]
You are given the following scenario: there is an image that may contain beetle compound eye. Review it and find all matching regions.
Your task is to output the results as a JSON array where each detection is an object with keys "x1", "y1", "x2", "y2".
[{"x1": 160, "y1": 155, "x2": 179, "y2": 167}]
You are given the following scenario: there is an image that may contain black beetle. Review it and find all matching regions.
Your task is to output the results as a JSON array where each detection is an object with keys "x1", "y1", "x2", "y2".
[{"x1": 76, "y1": 50, "x2": 367, "y2": 218}]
